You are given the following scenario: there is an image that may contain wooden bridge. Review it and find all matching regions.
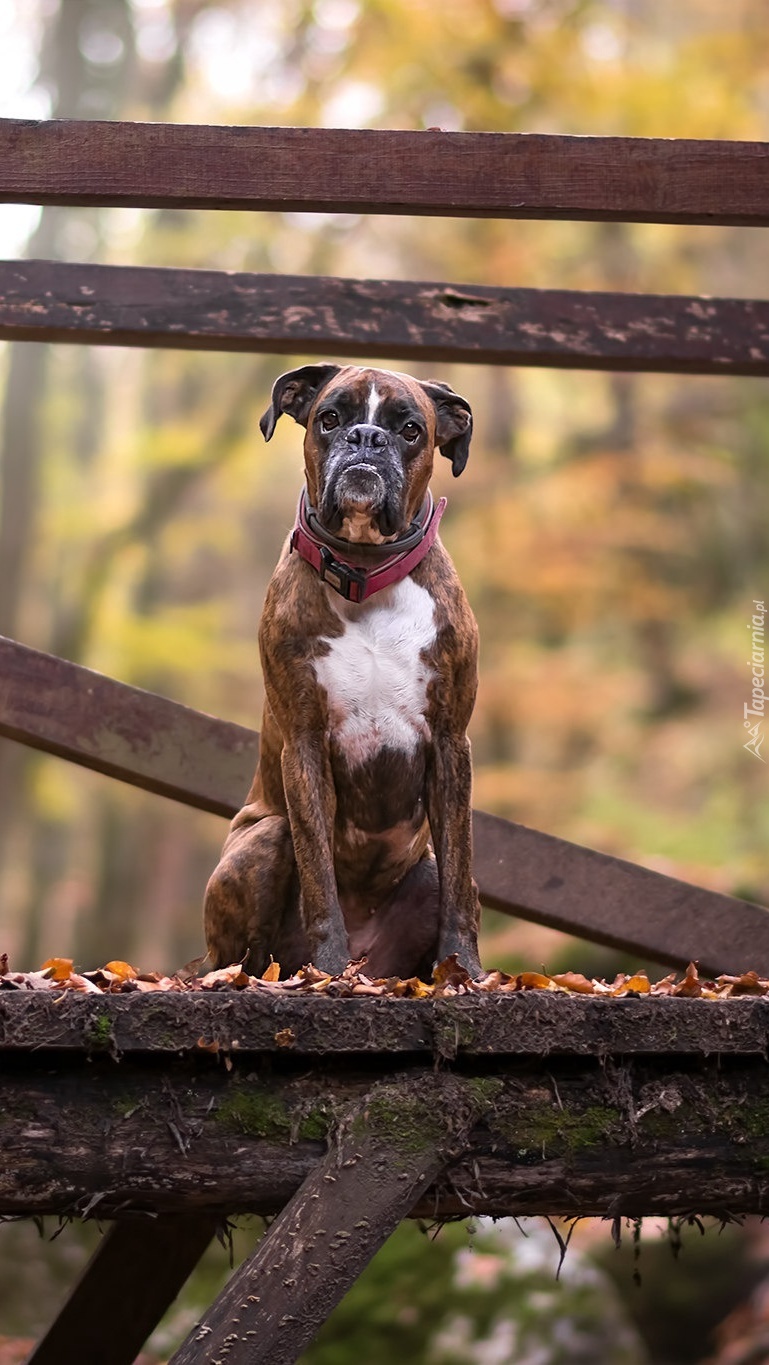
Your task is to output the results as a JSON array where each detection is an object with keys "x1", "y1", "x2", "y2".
[{"x1": 2, "y1": 119, "x2": 769, "y2": 1364}]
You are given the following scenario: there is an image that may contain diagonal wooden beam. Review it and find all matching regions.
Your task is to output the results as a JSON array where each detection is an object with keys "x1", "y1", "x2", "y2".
[
  {"x1": 1, "y1": 120, "x2": 769, "y2": 225},
  {"x1": 472, "y1": 810, "x2": 769, "y2": 976},
  {"x1": 168, "y1": 1076, "x2": 478, "y2": 1365},
  {"x1": 27, "y1": 1214, "x2": 219, "y2": 1365},
  {"x1": 0, "y1": 634, "x2": 257, "y2": 817},
  {"x1": 1, "y1": 634, "x2": 767, "y2": 973},
  {"x1": 2, "y1": 260, "x2": 769, "y2": 376}
]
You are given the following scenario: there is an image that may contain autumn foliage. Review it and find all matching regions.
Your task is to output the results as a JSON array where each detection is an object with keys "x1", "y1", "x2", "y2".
[{"x1": 2, "y1": 951, "x2": 768, "y2": 1002}]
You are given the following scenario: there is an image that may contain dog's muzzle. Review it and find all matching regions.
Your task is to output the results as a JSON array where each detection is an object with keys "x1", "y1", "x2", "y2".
[{"x1": 319, "y1": 424, "x2": 405, "y2": 536}]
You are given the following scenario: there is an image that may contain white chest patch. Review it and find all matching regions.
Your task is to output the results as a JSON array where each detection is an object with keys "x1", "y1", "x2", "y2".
[{"x1": 314, "y1": 577, "x2": 437, "y2": 766}]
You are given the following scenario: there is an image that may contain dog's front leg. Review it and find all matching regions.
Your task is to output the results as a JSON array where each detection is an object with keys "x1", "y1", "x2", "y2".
[
  {"x1": 280, "y1": 734, "x2": 349, "y2": 974},
  {"x1": 426, "y1": 732, "x2": 483, "y2": 978}
]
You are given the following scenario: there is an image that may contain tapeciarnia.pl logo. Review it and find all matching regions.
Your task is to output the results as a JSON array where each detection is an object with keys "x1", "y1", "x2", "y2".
[{"x1": 744, "y1": 599, "x2": 766, "y2": 761}]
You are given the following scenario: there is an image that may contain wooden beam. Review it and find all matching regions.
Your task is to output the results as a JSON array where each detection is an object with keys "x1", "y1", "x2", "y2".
[
  {"x1": 168, "y1": 1077, "x2": 475, "y2": 1365},
  {"x1": 4, "y1": 989, "x2": 769, "y2": 1059},
  {"x1": 2, "y1": 260, "x2": 769, "y2": 375},
  {"x1": 2, "y1": 120, "x2": 769, "y2": 224},
  {"x1": 2, "y1": 634, "x2": 768, "y2": 974},
  {"x1": 472, "y1": 810, "x2": 769, "y2": 977},
  {"x1": 4, "y1": 1055, "x2": 769, "y2": 1220},
  {"x1": 27, "y1": 1215, "x2": 218, "y2": 1365},
  {"x1": 0, "y1": 634, "x2": 257, "y2": 817}
]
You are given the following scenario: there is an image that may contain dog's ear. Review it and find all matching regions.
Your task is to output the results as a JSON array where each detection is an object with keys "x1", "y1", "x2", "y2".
[
  {"x1": 260, "y1": 364, "x2": 343, "y2": 441},
  {"x1": 419, "y1": 380, "x2": 473, "y2": 477}
]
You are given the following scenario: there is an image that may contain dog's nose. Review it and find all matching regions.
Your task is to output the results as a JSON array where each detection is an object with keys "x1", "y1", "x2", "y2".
[{"x1": 345, "y1": 424, "x2": 388, "y2": 450}]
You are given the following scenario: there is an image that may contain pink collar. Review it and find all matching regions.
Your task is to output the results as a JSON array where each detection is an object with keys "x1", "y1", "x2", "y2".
[{"x1": 290, "y1": 490, "x2": 447, "y2": 603}]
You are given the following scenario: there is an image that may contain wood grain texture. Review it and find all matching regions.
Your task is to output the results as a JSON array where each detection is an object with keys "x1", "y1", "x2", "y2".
[
  {"x1": 168, "y1": 1077, "x2": 476, "y2": 1365},
  {"x1": 0, "y1": 634, "x2": 258, "y2": 816},
  {"x1": 4, "y1": 1056, "x2": 769, "y2": 1220},
  {"x1": 2, "y1": 635, "x2": 769, "y2": 974},
  {"x1": 3, "y1": 260, "x2": 769, "y2": 374},
  {"x1": 2, "y1": 120, "x2": 769, "y2": 223},
  {"x1": 3, "y1": 989, "x2": 769, "y2": 1058},
  {"x1": 27, "y1": 1216, "x2": 218, "y2": 1365}
]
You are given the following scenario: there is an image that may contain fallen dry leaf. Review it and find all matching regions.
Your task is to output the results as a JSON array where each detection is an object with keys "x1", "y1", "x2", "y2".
[
  {"x1": 40, "y1": 957, "x2": 74, "y2": 982},
  {"x1": 551, "y1": 971, "x2": 595, "y2": 994},
  {"x1": 2, "y1": 951, "x2": 769, "y2": 1004},
  {"x1": 104, "y1": 959, "x2": 138, "y2": 982}
]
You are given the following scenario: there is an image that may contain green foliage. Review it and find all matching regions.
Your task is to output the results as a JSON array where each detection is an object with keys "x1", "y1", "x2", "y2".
[{"x1": 302, "y1": 1219, "x2": 646, "y2": 1365}]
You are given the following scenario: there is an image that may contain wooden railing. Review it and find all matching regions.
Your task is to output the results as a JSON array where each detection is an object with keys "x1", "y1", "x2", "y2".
[
  {"x1": 4, "y1": 116, "x2": 769, "y2": 1365},
  {"x1": 1, "y1": 121, "x2": 769, "y2": 977}
]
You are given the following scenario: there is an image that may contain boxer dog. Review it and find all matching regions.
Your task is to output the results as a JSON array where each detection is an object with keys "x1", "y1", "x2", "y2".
[{"x1": 204, "y1": 363, "x2": 483, "y2": 981}]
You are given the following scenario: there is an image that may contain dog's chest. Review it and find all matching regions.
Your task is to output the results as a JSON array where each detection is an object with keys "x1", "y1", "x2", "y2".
[{"x1": 313, "y1": 577, "x2": 437, "y2": 765}]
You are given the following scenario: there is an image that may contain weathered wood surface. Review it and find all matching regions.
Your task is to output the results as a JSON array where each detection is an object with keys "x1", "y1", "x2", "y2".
[
  {"x1": 169, "y1": 1076, "x2": 478, "y2": 1365},
  {"x1": 3, "y1": 260, "x2": 769, "y2": 376},
  {"x1": 2, "y1": 121, "x2": 769, "y2": 224},
  {"x1": 26, "y1": 1215, "x2": 218, "y2": 1365},
  {"x1": 4, "y1": 1054, "x2": 769, "y2": 1220},
  {"x1": 472, "y1": 810, "x2": 769, "y2": 978},
  {"x1": 3, "y1": 634, "x2": 769, "y2": 975},
  {"x1": 3, "y1": 990, "x2": 769, "y2": 1058},
  {"x1": 0, "y1": 633, "x2": 257, "y2": 816}
]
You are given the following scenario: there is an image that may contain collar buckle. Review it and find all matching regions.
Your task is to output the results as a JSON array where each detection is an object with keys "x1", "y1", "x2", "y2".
[{"x1": 317, "y1": 545, "x2": 366, "y2": 602}]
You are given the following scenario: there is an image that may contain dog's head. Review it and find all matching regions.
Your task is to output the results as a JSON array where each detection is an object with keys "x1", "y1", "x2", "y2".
[{"x1": 260, "y1": 363, "x2": 473, "y2": 543}]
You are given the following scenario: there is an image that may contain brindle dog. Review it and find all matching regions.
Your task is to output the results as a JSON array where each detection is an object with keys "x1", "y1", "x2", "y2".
[{"x1": 204, "y1": 363, "x2": 482, "y2": 981}]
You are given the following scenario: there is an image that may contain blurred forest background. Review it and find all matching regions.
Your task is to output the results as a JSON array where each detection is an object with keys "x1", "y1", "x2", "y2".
[{"x1": 2, "y1": 0, "x2": 769, "y2": 1361}]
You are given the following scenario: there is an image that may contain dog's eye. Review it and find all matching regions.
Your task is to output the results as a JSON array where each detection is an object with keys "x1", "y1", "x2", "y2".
[
  {"x1": 319, "y1": 410, "x2": 339, "y2": 432},
  {"x1": 402, "y1": 421, "x2": 421, "y2": 442}
]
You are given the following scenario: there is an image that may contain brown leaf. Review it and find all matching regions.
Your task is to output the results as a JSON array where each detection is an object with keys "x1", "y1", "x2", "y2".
[
  {"x1": 65, "y1": 972, "x2": 105, "y2": 994},
  {"x1": 551, "y1": 971, "x2": 595, "y2": 994},
  {"x1": 671, "y1": 962, "x2": 702, "y2": 997},
  {"x1": 298, "y1": 963, "x2": 333, "y2": 986},
  {"x1": 611, "y1": 973, "x2": 651, "y2": 996},
  {"x1": 196, "y1": 1038, "x2": 220, "y2": 1054},
  {"x1": 390, "y1": 976, "x2": 432, "y2": 998},
  {"x1": 40, "y1": 957, "x2": 74, "y2": 982},
  {"x1": 432, "y1": 954, "x2": 473, "y2": 991},
  {"x1": 104, "y1": 959, "x2": 138, "y2": 982},
  {"x1": 515, "y1": 971, "x2": 555, "y2": 991},
  {"x1": 177, "y1": 954, "x2": 208, "y2": 982},
  {"x1": 721, "y1": 971, "x2": 767, "y2": 996},
  {"x1": 650, "y1": 973, "x2": 678, "y2": 995},
  {"x1": 476, "y1": 969, "x2": 515, "y2": 991},
  {"x1": 261, "y1": 960, "x2": 281, "y2": 982},
  {"x1": 274, "y1": 1028, "x2": 296, "y2": 1047},
  {"x1": 199, "y1": 964, "x2": 251, "y2": 990}
]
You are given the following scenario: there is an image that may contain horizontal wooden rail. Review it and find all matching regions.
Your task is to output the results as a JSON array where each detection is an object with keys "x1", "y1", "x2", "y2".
[
  {"x1": 4, "y1": 989, "x2": 769, "y2": 1057},
  {"x1": 2, "y1": 634, "x2": 768, "y2": 974},
  {"x1": 4, "y1": 1032, "x2": 769, "y2": 1220},
  {"x1": 2, "y1": 260, "x2": 769, "y2": 375},
  {"x1": 2, "y1": 121, "x2": 769, "y2": 224}
]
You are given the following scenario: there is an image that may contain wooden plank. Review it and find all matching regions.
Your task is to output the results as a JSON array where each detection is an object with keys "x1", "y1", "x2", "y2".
[
  {"x1": 3, "y1": 990, "x2": 769, "y2": 1059},
  {"x1": 2, "y1": 634, "x2": 768, "y2": 974},
  {"x1": 27, "y1": 1215, "x2": 218, "y2": 1365},
  {"x1": 2, "y1": 260, "x2": 769, "y2": 375},
  {"x1": 473, "y1": 810, "x2": 769, "y2": 977},
  {"x1": 5, "y1": 1057, "x2": 769, "y2": 1220},
  {"x1": 2, "y1": 120, "x2": 769, "y2": 224},
  {"x1": 0, "y1": 634, "x2": 258, "y2": 817},
  {"x1": 168, "y1": 1077, "x2": 474, "y2": 1365}
]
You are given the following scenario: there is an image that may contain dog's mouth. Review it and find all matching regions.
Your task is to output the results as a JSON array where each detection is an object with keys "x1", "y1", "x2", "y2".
[{"x1": 319, "y1": 460, "x2": 404, "y2": 544}]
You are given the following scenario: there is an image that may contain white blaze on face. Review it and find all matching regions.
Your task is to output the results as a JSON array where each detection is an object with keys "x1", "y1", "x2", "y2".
[
  {"x1": 313, "y1": 578, "x2": 436, "y2": 765},
  {"x1": 366, "y1": 382, "x2": 383, "y2": 426}
]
